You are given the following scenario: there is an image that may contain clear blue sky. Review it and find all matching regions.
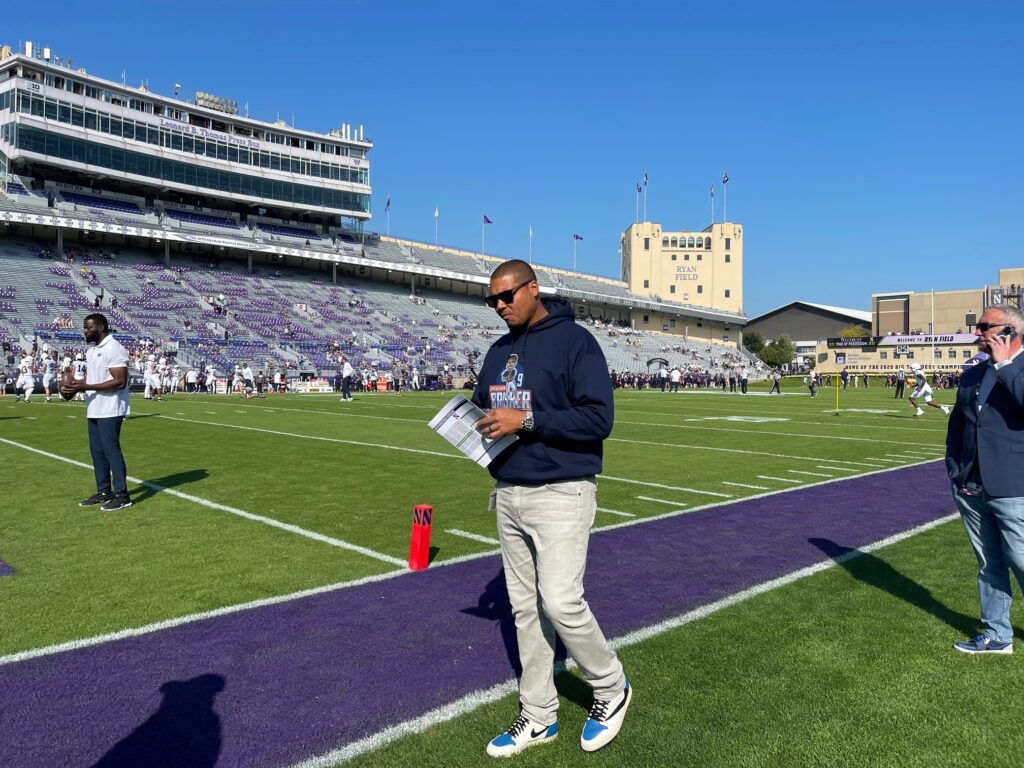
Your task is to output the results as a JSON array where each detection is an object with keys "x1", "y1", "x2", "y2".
[{"x1": 7, "y1": 1, "x2": 1022, "y2": 316}]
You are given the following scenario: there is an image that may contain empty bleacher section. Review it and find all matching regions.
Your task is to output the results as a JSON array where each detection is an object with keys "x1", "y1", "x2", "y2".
[
  {"x1": 161, "y1": 207, "x2": 240, "y2": 229},
  {"x1": 1, "y1": 234, "x2": 760, "y2": 385}
]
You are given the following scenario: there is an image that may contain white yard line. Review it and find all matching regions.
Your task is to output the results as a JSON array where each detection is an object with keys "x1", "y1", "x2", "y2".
[
  {"x1": 757, "y1": 475, "x2": 803, "y2": 484},
  {"x1": 597, "y1": 507, "x2": 636, "y2": 518},
  {"x1": 636, "y1": 495, "x2": 690, "y2": 507},
  {"x1": 445, "y1": 529, "x2": 501, "y2": 546},
  {"x1": 601, "y1": 474, "x2": 732, "y2": 498},
  {"x1": 788, "y1": 470, "x2": 834, "y2": 478},
  {"x1": 721, "y1": 481, "x2": 769, "y2": 490},
  {"x1": 0, "y1": 437, "x2": 407, "y2": 569},
  {"x1": 616, "y1": 418, "x2": 941, "y2": 447},
  {"x1": 284, "y1": 512, "x2": 960, "y2": 767},
  {"x1": 152, "y1": 414, "x2": 464, "y2": 460}
]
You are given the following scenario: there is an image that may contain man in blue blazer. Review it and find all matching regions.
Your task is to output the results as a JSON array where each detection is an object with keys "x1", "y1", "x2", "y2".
[{"x1": 946, "y1": 304, "x2": 1024, "y2": 654}]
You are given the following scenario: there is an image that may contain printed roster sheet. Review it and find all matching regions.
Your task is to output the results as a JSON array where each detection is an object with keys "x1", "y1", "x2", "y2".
[{"x1": 428, "y1": 394, "x2": 517, "y2": 467}]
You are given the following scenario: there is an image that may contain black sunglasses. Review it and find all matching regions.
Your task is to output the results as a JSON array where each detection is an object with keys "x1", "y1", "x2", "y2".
[
  {"x1": 975, "y1": 322, "x2": 1013, "y2": 332},
  {"x1": 484, "y1": 279, "x2": 532, "y2": 309}
]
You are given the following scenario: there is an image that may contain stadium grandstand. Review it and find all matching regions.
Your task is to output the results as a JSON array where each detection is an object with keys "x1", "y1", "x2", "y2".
[{"x1": 0, "y1": 41, "x2": 758, "y2": 387}]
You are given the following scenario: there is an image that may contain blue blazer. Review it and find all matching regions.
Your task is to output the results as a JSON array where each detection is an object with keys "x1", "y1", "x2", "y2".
[{"x1": 945, "y1": 356, "x2": 1024, "y2": 497}]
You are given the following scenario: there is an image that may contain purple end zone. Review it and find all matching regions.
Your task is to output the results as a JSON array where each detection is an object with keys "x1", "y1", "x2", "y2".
[
  {"x1": 0, "y1": 560, "x2": 13, "y2": 578},
  {"x1": 0, "y1": 462, "x2": 954, "y2": 768}
]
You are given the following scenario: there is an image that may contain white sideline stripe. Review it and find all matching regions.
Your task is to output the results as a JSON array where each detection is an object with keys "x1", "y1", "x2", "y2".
[
  {"x1": 757, "y1": 475, "x2": 802, "y2": 484},
  {"x1": 445, "y1": 529, "x2": 501, "y2": 546},
  {"x1": 0, "y1": 456, "x2": 945, "y2": 668},
  {"x1": 597, "y1": 507, "x2": 636, "y2": 518},
  {"x1": 152, "y1": 414, "x2": 464, "y2": 460},
  {"x1": 616, "y1": 418, "x2": 940, "y2": 447},
  {"x1": 602, "y1": 474, "x2": 732, "y2": 498},
  {"x1": 816, "y1": 465, "x2": 855, "y2": 472},
  {"x1": 607, "y1": 436, "x2": 919, "y2": 465},
  {"x1": 788, "y1": 470, "x2": 834, "y2": 478},
  {"x1": 284, "y1": 513, "x2": 960, "y2": 767},
  {"x1": 721, "y1": 481, "x2": 769, "y2": 490},
  {"x1": 636, "y1": 495, "x2": 689, "y2": 507},
  {"x1": 0, "y1": 437, "x2": 407, "y2": 569}
]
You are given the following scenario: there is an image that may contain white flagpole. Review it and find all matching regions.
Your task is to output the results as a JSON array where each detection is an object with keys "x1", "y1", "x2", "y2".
[
  {"x1": 643, "y1": 173, "x2": 648, "y2": 222},
  {"x1": 481, "y1": 216, "x2": 485, "y2": 256},
  {"x1": 434, "y1": 206, "x2": 439, "y2": 247},
  {"x1": 386, "y1": 208, "x2": 390, "y2": 237},
  {"x1": 529, "y1": 225, "x2": 533, "y2": 264},
  {"x1": 723, "y1": 182, "x2": 728, "y2": 223},
  {"x1": 710, "y1": 185, "x2": 715, "y2": 225},
  {"x1": 635, "y1": 185, "x2": 639, "y2": 224},
  {"x1": 573, "y1": 236, "x2": 577, "y2": 273}
]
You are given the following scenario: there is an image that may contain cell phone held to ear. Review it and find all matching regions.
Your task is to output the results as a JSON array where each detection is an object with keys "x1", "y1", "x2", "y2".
[{"x1": 997, "y1": 326, "x2": 1018, "y2": 339}]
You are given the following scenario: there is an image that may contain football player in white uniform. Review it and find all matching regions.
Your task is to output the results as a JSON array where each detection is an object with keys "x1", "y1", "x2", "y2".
[
  {"x1": 205, "y1": 364, "x2": 217, "y2": 394},
  {"x1": 73, "y1": 352, "x2": 88, "y2": 401},
  {"x1": 156, "y1": 357, "x2": 168, "y2": 401},
  {"x1": 16, "y1": 351, "x2": 35, "y2": 402},
  {"x1": 144, "y1": 354, "x2": 160, "y2": 400},
  {"x1": 908, "y1": 363, "x2": 950, "y2": 417},
  {"x1": 40, "y1": 353, "x2": 58, "y2": 402}
]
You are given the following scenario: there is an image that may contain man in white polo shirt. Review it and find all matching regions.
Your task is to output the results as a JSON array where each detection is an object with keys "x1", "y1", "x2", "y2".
[{"x1": 60, "y1": 313, "x2": 132, "y2": 511}]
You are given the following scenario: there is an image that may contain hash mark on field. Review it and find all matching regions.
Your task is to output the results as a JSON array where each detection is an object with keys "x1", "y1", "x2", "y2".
[
  {"x1": 636, "y1": 495, "x2": 689, "y2": 507},
  {"x1": 66, "y1": 416, "x2": 76, "y2": 419},
  {"x1": 601, "y1": 475, "x2": 732, "y2": 498},
  {"x1": 721, "y1": 481, "x2": 769, "y2": 490},
  {"x1": 26, "y1": 416, "x2": 37, "y2": 420},
  {"x1": 816, "y1": 465, "x2": 855, "y2": 472},
  {"x1": 445, "y1": 529, "x2": 501, "y2": 546},
  {"x1": 757, "y1": 475, "x2": 802, "y2": 484},
  {"x1": 597, "y1": 507, "x2": 636, "y2": 518},
  {"x1": 788, "y1": 470, "x2": 833, "y2": 478},
  {"x1": 206, "y1": 411, "x2": 217, "y2": 414},
  {"x1": 176, "y1": 412, "x2": 186, "y2": 416}
]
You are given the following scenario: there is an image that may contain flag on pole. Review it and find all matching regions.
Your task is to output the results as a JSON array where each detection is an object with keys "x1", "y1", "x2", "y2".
[
  {"x1": 434, "y1": 206, "x2": 439, "y2": 219},
  {"x1": 643, "y1": 173, "x2": 648, "y2": 187},
  {"x1": 636, "y1": 182, "x2": 641, "y2": 194},
  {"x1": 573, "y1": 234, "x2": 584, "y2": 241},
  {"x1": 384, "y1": 195, "x2": 391, "y2": 212},
  {"x1": 483, "y1": 215, "x2": 493, "y2": 224},
  {"x1": 710, "y1": 184, "x2": 715, "y2": 198},
  {"x1": 722, "y1": 173, "x2": 729, "y2": 185}
]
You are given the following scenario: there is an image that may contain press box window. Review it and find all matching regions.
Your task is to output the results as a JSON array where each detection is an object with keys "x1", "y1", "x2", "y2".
[
  {"x1": 697, "y1": 285, "x2": 703, "y2": 294},
  {"x1": 725, "y1": 238, "x2": 731, "y2": 249},
  {"x1": 643, "y1": 279, "x2": 649, "y2": 288},
  {"x1": 670, "y1": 285, "x2": 676, "y2": 294},
  {"x1": 725, "y1": 289, "x2": 731, "y2": 298},
  {"x1": 643, "y1": 237, "x2": 650, "y2": 250}
]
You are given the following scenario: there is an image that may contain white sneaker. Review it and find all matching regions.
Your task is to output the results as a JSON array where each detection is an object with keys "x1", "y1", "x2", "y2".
[
  {"x1": 581, "y1": 681, "x2": 632, "y2": 752},
  {"x1": 486, "y1": 714, "x2": 558, "y2": 757},
  {"x1": 941, "y1": 405, "x2": 951, "y2": 416},
  {"x1": 914, "y1": 408, "x2": 924, "y2": 417}
]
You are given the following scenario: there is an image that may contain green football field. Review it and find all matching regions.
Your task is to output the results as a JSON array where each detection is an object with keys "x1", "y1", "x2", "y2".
[{"x1": 2, "y1": 382, "x2": 1021, "y2": 767}]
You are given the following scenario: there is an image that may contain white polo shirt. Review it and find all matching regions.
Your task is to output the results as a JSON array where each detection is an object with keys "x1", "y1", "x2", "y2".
[{"x1": 85, "y1": 334, "x2": 130, "y2": 419}]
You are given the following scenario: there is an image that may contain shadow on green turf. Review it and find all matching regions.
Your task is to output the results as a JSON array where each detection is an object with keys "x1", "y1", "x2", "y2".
[
  {"x1": 809, "y1": 537, "x2": 976, "y2": 634},
  {"x1": 131, "y1": 469, "x2": 210, "y2": 504}
]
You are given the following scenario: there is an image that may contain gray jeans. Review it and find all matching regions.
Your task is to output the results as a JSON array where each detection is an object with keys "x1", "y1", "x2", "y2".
[{"x1": 495, "y1": 477, "x2": 625, "y2": 725}]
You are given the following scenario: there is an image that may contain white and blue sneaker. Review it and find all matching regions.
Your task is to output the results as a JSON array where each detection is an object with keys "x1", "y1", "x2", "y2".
[
  {"x1": 580, "y1": 681, "x2": 632, "y2": 752},
  {"x1": 486, "y1": 714, "x2": 558, "y2": 757},
  {"x1": 953, "y1": 634, "x2": 1013, "y2": 654}
]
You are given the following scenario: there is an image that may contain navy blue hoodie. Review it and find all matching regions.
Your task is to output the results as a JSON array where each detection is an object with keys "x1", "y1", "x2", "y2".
[{"x1": 471, "y1": 296, "x2": 613, "y2": 483}]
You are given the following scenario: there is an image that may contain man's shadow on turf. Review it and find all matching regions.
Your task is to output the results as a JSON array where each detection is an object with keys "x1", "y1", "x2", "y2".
[
  {"x1": 90, "y1": 673, "x2": 225, "y2": 768},
  {"x1": 809, "y1": 537, "x2": 976, "y2": 634},
  {"x1": 131, "y1": 469, "x2": 209, "y2": 504}
]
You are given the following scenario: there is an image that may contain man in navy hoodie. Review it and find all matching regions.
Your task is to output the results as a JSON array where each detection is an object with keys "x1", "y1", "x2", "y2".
[{"x1": 474, "y1": 260, "x2": 630, "y2": 757}]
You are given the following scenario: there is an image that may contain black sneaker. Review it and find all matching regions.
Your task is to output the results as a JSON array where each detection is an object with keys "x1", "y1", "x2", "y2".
[
  {"x1": 79, "y1": 492, "x2": 114, "y2": 507},
  {"x1": 100, "y1": 495, "x2": 133, "y2": 511}
]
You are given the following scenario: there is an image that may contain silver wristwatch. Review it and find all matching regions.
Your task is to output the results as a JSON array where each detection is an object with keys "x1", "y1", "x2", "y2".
[{"x1": 521, "y1": 411, "x2": 535, "y2": 432}]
